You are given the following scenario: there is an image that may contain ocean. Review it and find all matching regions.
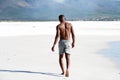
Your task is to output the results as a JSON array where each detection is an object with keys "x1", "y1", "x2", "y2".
[{"x1": 99, "y1": 41, "x2": 120, "y2": 68}]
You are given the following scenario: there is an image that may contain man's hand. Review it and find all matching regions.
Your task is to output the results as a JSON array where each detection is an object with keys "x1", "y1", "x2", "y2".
[
  {"x1": 51, "y1": 46, "x2": 55, "y2": 52},
  {"x1": 72, "y1": 42, "x2": 75, "y2": 48}
]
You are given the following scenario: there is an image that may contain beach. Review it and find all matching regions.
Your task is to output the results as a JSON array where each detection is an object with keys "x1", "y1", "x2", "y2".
[{"x1": 0, "y1": 21, "x2": 120, "y2": 80}]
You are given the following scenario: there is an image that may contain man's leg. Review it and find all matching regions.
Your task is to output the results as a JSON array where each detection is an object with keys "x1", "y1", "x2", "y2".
[
  {"x1": 59, "y1": 54, "x2": 65, "y2": 75},
  {"x1": 65, "y1": 53, "x2": 70, "y2": 77}
]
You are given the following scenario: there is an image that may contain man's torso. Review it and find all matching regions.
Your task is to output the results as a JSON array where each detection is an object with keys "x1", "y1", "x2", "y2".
[{"x1": 58, "y1": 22, "x2": 71, "y2": 40}]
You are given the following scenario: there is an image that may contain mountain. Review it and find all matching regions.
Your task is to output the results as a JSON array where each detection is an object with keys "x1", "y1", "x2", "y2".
[{"x1": 0, "y1": 0, "x2": 120, "y2": 21}]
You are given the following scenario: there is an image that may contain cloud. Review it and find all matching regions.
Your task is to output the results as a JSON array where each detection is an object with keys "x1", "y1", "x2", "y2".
[
  {"x1": 10, "y1": 0, "x2": 31, "y2": 8},
  {"x1": 16, "y1": 1, "x2": 31, "y2": 8},
  {"x1": 0, "y1": 0, "x2": 31, "y2": 9},
  {"x1": 53, "y1": 0, "x2": 65, "y2": 3}
]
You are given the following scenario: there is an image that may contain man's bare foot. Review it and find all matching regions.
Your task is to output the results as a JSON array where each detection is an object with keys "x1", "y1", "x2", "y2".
[{"x1": 65, "y1": 70, "x2": 69, "y2": 77}]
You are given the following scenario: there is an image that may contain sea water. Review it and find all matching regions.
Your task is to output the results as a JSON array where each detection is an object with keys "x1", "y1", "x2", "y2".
[{"x1": 99, "y1": 41, "x2": 120, "y2": 68}]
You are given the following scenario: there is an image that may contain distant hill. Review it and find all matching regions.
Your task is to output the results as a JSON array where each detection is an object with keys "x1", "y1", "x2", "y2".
[{"x1": 0, "y1": 0, "x2": 120, "y2": 21}]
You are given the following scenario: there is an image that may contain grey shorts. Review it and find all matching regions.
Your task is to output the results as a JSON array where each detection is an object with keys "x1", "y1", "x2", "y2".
[{"x1": 58, "y1": 39, "x2": 71, "y2": 54}]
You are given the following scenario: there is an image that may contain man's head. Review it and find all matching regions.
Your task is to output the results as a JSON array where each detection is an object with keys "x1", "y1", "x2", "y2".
[{"x1": 59, "y1": 14, "x2": 66, "y2": 23}]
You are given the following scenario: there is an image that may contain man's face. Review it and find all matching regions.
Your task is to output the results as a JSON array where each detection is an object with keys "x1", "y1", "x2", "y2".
[{"x1": 62, "y1": 16, "x2": 66, "y2": 22}]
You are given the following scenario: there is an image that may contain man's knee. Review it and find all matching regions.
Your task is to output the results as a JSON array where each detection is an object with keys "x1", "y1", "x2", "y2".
[
  {"x1": 65, "y1": 53, "x2": 70, "y2": 60},
  {"x1": 59, "y1": 54, "x2": 64, "y2": 60}
]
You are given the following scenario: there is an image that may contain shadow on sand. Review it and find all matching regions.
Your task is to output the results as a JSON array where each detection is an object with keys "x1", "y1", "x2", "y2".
[{"x1": 0, "y1": 69, "x2": 63, "y2": 77}]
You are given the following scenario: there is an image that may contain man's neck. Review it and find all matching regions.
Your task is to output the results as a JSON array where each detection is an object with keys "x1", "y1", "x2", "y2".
[{"x1": 60, "y1": 21, "x2": 66, "y2": 24}]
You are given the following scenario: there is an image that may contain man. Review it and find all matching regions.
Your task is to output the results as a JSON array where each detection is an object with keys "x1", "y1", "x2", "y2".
[{"x1": 51, "y1": 15, "x2": 75, "y2": 77}]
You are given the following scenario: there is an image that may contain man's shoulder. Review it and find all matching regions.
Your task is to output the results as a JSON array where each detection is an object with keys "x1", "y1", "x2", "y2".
[
  {"x1": 56, "y1": 24, "x2": 61, "y2": 30},
  {"x1": 57, "y1": 24, "x2": 61, "y2": 27},
  {"x1": 66, "y1": 22, "x2": 72, "y2": 25},
  {"x1": 66, "y1": 22, "x2": 72, "y2": 28},
  {"x1": 56, "y1": 24, "x2": 60, "y2": 28}
]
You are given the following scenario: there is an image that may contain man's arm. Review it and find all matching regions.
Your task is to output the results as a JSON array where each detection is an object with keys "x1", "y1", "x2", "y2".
[
  {"x1": 52, "y1": 25, "x2": 60, "y2": 52},
  {"x1": 71, "y1": 24, "x2": 75, "y2": 48}
]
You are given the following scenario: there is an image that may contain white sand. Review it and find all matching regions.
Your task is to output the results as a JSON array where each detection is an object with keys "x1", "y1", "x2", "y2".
[
  {"x1": 0, "y1": 21, "x2": 120, "y2": 80},
  {"x1": 0, "y1": 21, "x2": 120, "y2": 36}
]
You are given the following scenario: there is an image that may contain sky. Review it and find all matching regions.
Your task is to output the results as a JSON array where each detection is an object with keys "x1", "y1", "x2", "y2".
[{"x1": 0, "y1": 0, "x2": 120, "y2": 21}]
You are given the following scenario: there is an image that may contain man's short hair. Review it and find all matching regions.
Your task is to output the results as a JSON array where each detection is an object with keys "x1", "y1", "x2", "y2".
[{"x1": 59, "y1": 14, "x2": 65, "y2": 21}]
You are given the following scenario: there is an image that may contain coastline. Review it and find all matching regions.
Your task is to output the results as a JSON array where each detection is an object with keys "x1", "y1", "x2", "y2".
[{"x1": 98, "y1": 41, "x2": 120, "y2": 69}]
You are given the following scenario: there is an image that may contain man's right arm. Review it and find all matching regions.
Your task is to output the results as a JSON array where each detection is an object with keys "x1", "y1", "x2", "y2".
[{"x1": 52, "y1": 25, "x2": 60, "y2": 52}]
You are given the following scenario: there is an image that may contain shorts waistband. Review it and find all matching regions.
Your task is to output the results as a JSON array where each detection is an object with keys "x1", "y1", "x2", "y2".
[{"x1": 59, "y1": 39, "x2": 70, "y2": 42}]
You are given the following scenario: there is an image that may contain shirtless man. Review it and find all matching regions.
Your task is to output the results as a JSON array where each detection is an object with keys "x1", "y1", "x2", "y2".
[{"x1": 51, "y1": 15, "x2": 75, "y2": 77}]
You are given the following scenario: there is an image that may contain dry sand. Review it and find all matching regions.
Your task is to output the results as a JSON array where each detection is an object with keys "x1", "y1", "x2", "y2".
[{"x1": 0, "y1": 35, "x2": 120, "y2": 80}]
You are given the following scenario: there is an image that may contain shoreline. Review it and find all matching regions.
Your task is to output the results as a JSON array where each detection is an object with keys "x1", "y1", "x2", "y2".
[{"x1": 98, "y1": 41, "x2": 120, "y2": 69}]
